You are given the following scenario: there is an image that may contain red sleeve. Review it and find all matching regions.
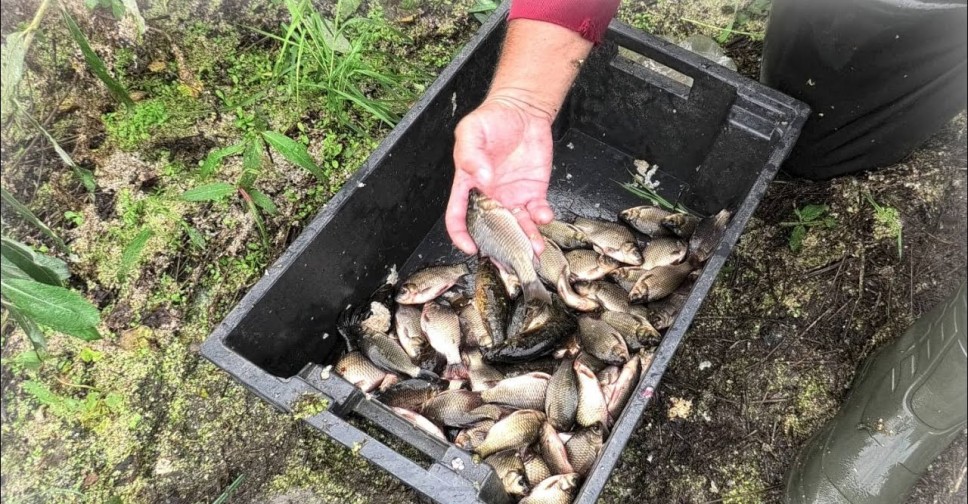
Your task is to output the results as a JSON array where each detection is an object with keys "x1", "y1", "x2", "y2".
[{"x1": 508, "y1": 0, "x2": 621, "y2": 45}]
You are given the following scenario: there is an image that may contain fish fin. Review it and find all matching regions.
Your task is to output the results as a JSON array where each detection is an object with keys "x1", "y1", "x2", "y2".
[
  {"x1": 417, "y1": 369, "x2": 441, "y2": 382},
  {"x1": 523, "y1": 279, "x2": 553, "y2": 305},
  {"x1": 443, "y1": 363, "x2": 469, "y2": 381}
]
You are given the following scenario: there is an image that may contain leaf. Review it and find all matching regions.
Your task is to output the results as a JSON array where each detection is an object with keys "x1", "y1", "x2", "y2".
[
  {"x1": 61, "y1": 8, "x2": 134, "y2": 107},
  {"x1": 24, "y1": 112, "x2": 96, "y2": 192},
  {"x1": 789, "y1": 225, "x2": 806, "y2": 253},
  {"x1": 1, "y1": 236, "x2": 68, "y2": 286},
  {"x1": 183, "y1": 223, "x2": 206, "y2": 249},
  {"x1": 7, "y1": 307, "x2": 48, "y2": 354},
  {"x1": 3, "y1": 349, "x2": 44, "y2": 370},
  {"x1": 1, "y1": 278, "x2": 101, "y2": 341},
  {"x1": 262, "y1": 131, "x2": 326, "y2": 181},
  {"x1": 243, "y1": 195, "x2": 270, "y2": 249},
  {"x1": 798, "y1": 204, "x2": 828, "y2": 223},
  {"x1": 317, "y1": 18, "x2": 352, "y2": 54},
  {"x1": 1, "y1": 186, "x2": 70, "y2": 253},
  {"x1": 335, "y1": 0, "x2": 362, "y2": 21},
  {"x1": 118, "y1": 228, "x2": 153, "y2": 280},
  {"x1": 247, "y1": 188, "x2": 278, "y2": 215},
  {"x1": 22, "y1": 380, "x2": 80, "y2": 418},
  {"x1": 119, "y1": 0, "x2": 145, "y2": 35},
  {"x1": 199, "y1": 143, "x2": 245, "y2": 178},
  {"x1": 1, "y1": 31, "x2": 29, "y2": 113},
  {"x1": 74, "y1": 166, "x2": 97, "y2": 193},
  {"x1": 242, "y1": 137, "x2": 265, "y2": 185},
  {"x1": 181, "y1": 183, "x2": 236, "y2": 202},
  {"x1": 468, "y1": 0, "x2": 498, "y2": 14}
]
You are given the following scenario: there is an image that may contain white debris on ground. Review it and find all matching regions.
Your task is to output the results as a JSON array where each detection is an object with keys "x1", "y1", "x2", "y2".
[
  {"x1": 698, "y1": 360, "x2": 712, "y2": 370},
  {"x1": 634, "y1": 159, "x2": 661, "y2": 190}
]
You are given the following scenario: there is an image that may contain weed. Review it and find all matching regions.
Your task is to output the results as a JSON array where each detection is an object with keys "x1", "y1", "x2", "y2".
[
  {"x1": 682, "y1": 0, "x2": 771, "y2": 43},
  {"x1": 85, "y1": 0, "x2": 126, "y2": 19},
  {"x1": 103, "y1": 100, "x2": 169, "y2": 150},
  {"x1": 468, "y1": 0, "x2": 498, "y2": 23},
  {"x1": 780, "y1": 204, "x2": 837, "y2": 253},
  {"x1": 211, "y1": 474, "x2": 246, "y2": 504},
  {"x1": 865, "y1": 191, "x2": 903, "y2": 258}
]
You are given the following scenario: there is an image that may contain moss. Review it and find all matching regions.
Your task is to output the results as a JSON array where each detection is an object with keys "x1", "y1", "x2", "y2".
[
  {"x1": 291, "y1": 394, "x2": 330, "y2": 420},
  {"x1": 720, "y1": 461, "x2": 767, "y2": 504}
]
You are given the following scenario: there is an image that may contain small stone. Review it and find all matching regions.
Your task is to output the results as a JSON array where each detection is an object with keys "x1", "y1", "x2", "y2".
[{"x1": 698, "y1": 360, "x2": 712, "y2": 371}]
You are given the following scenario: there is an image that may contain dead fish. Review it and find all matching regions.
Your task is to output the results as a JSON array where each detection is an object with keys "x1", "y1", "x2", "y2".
[
  {"x1": 556, "y1": 275, "x2": 600, "y2": 312},
  {"x1": 573, "y1": 217, "x2": 643, "y2": 265},
  {"x1": 439, "y1": 288, "x2": 471, "y2": 308},
  {"x1": 493, "y1": 260, "x2": 522, "y2": 299},
  {"x1": 392, "y1": 407, "x2": 447, "y2": 441},
  {"x1": 454, "y1": 419, "x2": 495, "y2": 450},
  {"x1": 484, "y1": 295, "x2": 577, "y2": 363},
  {"x1": 574, "y1": 361, "x2": 609, "y2": 428},
  {"x1": 604, "y1": 354, "x2": 642, "y2": 423},
  {"x1": 598, "y1": 366, "x2": 621, "y2": 397},
  {"x1": 520, "y1": 473, "x2": 580, "y2": 504},
  {"x1": 662, "y1": 212, "x2": 700, "y2": 238},
  {"x1": 576, "y1": 350, "x2": 608, "y2": 374},
  {"x1": 539, "y1": 220, "x2": 590, "y2": 249},
  {"x1": 394, "y1": 305, "x2": 426, "y2": 359},
  {"x1": 538, "y1": 422, "x2": 575, "y2": 475},
  {"x1": 421, "y1": 390, "x2": 497, "y2": 427},
  {"x1": 608, "y1": 266, "x2": 647, "y2": 292},
  {"x1": 458, "y1": 302, "x2": 491, "y2": 348},
  {"x1": 565, "y1": 423, "x2": 605, "y2": 476},
  {"x1": 628, "y1": 262, "x2": 694, "y2": 303},
  {"x1": 578, "y1": 315, "x2": 630, "y2": 365},
  {"x1": 484, "y1": 449, "x2": 530, "y2": 497},
  {"x1": 573, "y1": 280, "x2": 630, "y2": 312},
  {"x1": 688, "y1": 208, "x2": 732, "y2": 264},
  {"x1": 545, "y1": 358, "x2": 579, "y2": 431},
  {"x1": 421, "y1": 301, "x2": 467, "y2": 380},
  {"x1": 553, "y1": 334, "x2": 581, "y2": 360},
  {"x1": 474, "y1": 259, "x2": 511, "y2": 347},
  {"x1": 466, "y1": 189, "x2": 551, "y2": 304},
  {"x1": 619, "y1": 205, "x2": 672, "y2": 237},
  {"x1": 463, "y1": 348, "x2": 504, "y2": 391},
  {"x1": 360, "y1": 333, "x2": 435, "y2": 380},
  {"x1": 566, "y1": 249, "x2": 622, "y2": 282},
  {"x1": 395, "y1": 263, "x2": 470, "y2": 304},
  {"x1": 646, "y1": 281, "x2": 692, "y2": 329},
  {"x1": 336, "y1": 351, "x2": 398, "y2": 392},
  {"x1": 522, "y1": 450, "x2": 552, "y2": 487},
  {"x1": 536, "y1": 238, "x2": 570, "y2": 287},
  {"x1": 641, "y1": 237, "x2": 687, "y2": 270},
  {"x1": 374, "y1": 378, "x2": 444, "y2": 411},
  {"x1": 481, "y1": 372, "x2": 551, "y2": 410},
  {"x1": 475, "y1": 409, "x2": 546, "y2": 458},
  {"x1": 601, "y1": 310, "x2": 660, "y2": 351}
]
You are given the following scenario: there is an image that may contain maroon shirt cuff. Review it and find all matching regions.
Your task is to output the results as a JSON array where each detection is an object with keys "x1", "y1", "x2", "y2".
[{"x1": 508, "y1": 0, "x2": 621, "y2": 45}]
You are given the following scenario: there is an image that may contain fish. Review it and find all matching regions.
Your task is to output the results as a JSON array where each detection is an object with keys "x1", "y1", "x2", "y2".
[
  {"x1": 545, "y1": 358, "x2": 579, "y2": 431},
  {"x1": 556, "y1": 275, "x2": 600, "y2": 312},
  {"x1": 335, "y1": 351, "x2": 398, "y2": 392},
  {"x1": 421, "y1": 301, "x2": 467, "y2": 380},
  {"x1": 565, "y1": 423, "x2": 605, "y2": 476},
  {"x1": 538, "y1": 422, "x2": 575, "y2": 475},
  {"x1": 640, "y1": 237, "x2": 688, "y2": 270},
  {"x1": 573, "y1": 217, "x2": 643, "y2": 265},
  {"x1": 483, "y1": 295, "x2": 577, "y2": 363},
  {"x1": 577, "y1": 315, "x2": 630, "y2": 365},
  {"x1": 628, "y1": 261, "x2": 694, "y2": 303},
  {"x1": 576, "y1": 350, "x2": 608, "y2": 374},
  {"x1": 553, "y1": 334, "x2": 581, "y2": 360},
  {"x1": 619, "y1": 205, "x2": 673, "y2": 237},
  {"x1": 601, "y1": 310, "x2": 660, "y2": 352},
  {"x1": 474, "y1": 409, "x2": 546, "y2": 458},
  {"x1": 374, "y1": 378, "x2": 444, "y2": 411},
  {"x1": 608, "y1": 266, "x2": 647, "y2": 292},
  {"x1": 421, "y1": 390, "x2": 499, "y2": 427},
  {"x1": 463, "y1": 348, "x2": 504, "y2": 391},
  {"x1": 454, "y1": 419, "x2": 495, "y2": 450},
  {"x1": 480, "y1": 372, "x2": 551, "y2": 410},
  {"x1": 688, "y1": 208, "x2": 732, "y2": 264},
  {"x1": 466, "y1": 189, "x2": 552, "y2": 304},
  {"x1": 536, "y1": 238, "x2": 570, "y2": 287},
  {"x1": 573, "y1": 280, "x2": 630, "y2": 312},
  {"x1": 565, "y1": 249, "x2": 622, "y2": 282},
  {"x1": 604, "y1": 353, "x2": 646, "y2": 422},
  {"x1": 394, "y1": 305, "x2": 426, "y2": 359},
  {"x1": 519, "y1": 473, "x2": 580, "y2": 504},
  {"x1": 473, "y1": 259, "x2": 512, "y2": 347},
  {"x1": 359, "y1": 333, "x2": 436, "y2": 380},
  {"x1": 392, "y1": 407, "x2": 447, "y2": 441},
  {"x1": 522, "y1": 450, "x2": 552, "y2": 487},
  {"x1": 538, "y1": 220, "x2": 590, "y2": 249},
  {"x1": 597, "y1": 365, "x2": 621, "y2": 398},
  {"x1": 646, "y1": 281, "x2": 692, "y2": 329},
  {"x1": 395, "y1": 263, "x2": 470, "y2": 305},
  {"x1": 458, "y1": 302, "x2": 491, "y2": 349},
  {"x1": 661, "y1": 212, "x2": 700, "y2": 238},
  {"x1": 484, "y1": 449, "x2": 529, "y2": 497},
  {"x1": 574, "y1": 360, "x2": 609, "y2": 428},
  {"x1": 493, "y1": 260, "x2": 523, "y2": 299}
]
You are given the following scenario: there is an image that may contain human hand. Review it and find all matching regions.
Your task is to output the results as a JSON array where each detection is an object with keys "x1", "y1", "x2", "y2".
[{"x1": 445, "y1": 95, "x2": 556, "y2": 257}]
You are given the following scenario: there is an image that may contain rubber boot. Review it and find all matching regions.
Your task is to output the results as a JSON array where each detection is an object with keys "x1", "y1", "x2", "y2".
[{"x1": 786, "y1": 280, "x2": 967, "y2": 504}]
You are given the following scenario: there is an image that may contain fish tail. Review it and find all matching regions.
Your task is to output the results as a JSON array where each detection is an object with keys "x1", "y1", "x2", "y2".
[
  {"x1": 523, "y1": 279, "x2": 553, "y2": 305},
  {"x1": 443, "y1": 363, "x2": 469, "y2": 381}
]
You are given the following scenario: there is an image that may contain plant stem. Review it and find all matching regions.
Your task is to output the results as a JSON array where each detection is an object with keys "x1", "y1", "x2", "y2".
[
  {"x1": 681, "y1": 17, "x2": 762, "y2": 38},
  {"x1": 25, "y1": 0, "x2": 53, "y2": 36}
]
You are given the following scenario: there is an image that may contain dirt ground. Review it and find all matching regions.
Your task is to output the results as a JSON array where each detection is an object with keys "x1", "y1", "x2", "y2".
[{"x1": 1, "y1": 1, "x2": 965, "y2": 503}]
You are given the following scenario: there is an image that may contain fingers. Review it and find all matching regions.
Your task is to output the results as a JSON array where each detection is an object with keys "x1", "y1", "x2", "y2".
[
  {"x1": 512, "y1": 207, "x2": 546, "y2": 257},
  {"x1": 526, "y1": 199, "x2": 554, "y2": 225},
  {"x1": 445, "y1": 174, "x2": 478, "y2": 255}
]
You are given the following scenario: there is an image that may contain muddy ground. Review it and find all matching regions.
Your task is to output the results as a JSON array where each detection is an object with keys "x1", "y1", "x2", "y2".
[{"x1": 1, "y1": 0, "x2": 965, "y2": 503}]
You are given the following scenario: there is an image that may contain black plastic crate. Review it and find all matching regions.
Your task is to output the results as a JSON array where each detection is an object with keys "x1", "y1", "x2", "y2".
[{"x1": 200, "y1": 5, "x2": 809, "y2": 503}]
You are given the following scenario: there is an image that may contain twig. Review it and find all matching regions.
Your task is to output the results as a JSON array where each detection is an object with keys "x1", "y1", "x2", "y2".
[
  {"x1": 681, "y1": 17, "x2": 763, "y2": 38},
  {"x1": 55, "y1": 376, "x2": 99, "y2": 391}
]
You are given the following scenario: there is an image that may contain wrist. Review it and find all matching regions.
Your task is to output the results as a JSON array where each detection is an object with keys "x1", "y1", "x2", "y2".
[{"x1": 482, "y1": 89, "x2": 557, "y2": 123}]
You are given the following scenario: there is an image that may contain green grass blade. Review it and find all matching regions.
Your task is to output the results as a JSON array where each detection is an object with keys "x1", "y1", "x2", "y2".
[
  {"x1": 24, "y1": 111, "x2": 96, "y2": 192},
  {"x1": 1, "y1": 277, "x2": 101, "y2": 341},
  {"x1": 6, "y1": 305, "x2": 48, "y2": 353},
  {"x1": 211, "y1": 474, "x2": 246, "y2": 504},
  {"x1": 118, "y1": 228, "x2": 153, "y2": 281},
  {"x1": 61, "y1": 8, "x2": 133, "y2": 107},
  {"x1": 181, "y1": 182, "x2": 237, "y2": 202},
  {"x1": 199, "y1": 143, "x2": 245, "y2": 178},
  {"x1": 240, "y1": 190, "x2": 270, "y2": 249},
  {"x1": 261, "y1": 131, "x2": 326, "y2": 180},
  {"x1": 0, "y1": 186, "x2": 70, "y2": 253}
]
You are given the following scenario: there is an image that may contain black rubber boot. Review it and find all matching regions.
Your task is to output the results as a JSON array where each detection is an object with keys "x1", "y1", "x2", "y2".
[{"x1": 785, "y1": 281, "x2": 967, "y2": 503}]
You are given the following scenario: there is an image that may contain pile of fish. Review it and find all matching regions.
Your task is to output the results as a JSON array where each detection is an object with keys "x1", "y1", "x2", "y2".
[{"x1": 335, "y1": 189, "x2": 730, "y2": 503}]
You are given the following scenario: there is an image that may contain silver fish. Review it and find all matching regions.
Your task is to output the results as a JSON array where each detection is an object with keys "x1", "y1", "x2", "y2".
[
  {"x1": 573, "y1": 217, "x2": 643, "y2": 265},
  {"x1": 574, "y1": 360, "x2": 609, "y2": 427},
  {"x1": 394, "y1": 305, "x2": 426, "y2": 359},
  {"x1": 484, "y1": 449, "x2": 529, "y2": 497},
  {"x1": 628, "y1": 262, "x2": 694, "y2": 303},
  {"x1": 421, "y1": 301, "x2": 467, "y2": 380},
  {"x1": 539, "y1": 220, "x2": 590, "y2": 249},
  {"x1": 565, "y1": 423, "x2": 604, "y2": 477},
  {"x1": 641, "y1": 237, "x2": 687, "y2": 270},
  {"x1": 556, "y1": 275, "x2": 600, "y2": 312},
  {"x1": 539, "y1": 422, "x2": 575, "y2": 475},
  {"x1": 392, "y1": 407, "x2": 447, "y2": 441},
  {"x1": 458, "y1": 302, "x2": 492, "y2": 349},
  {"x1": 520, "y1": 473, "x2": 580, "y2": 504},
  {"x1": 578, "y1": 314, "x2": 631, "y2": 365},
  {"x1": 335, "y1": 351, "x2": 398, "y2": 392},
  {"x1": 565, "y1": 249, "x2": 621, "y2": 282},
  {"x1": 395, "y1": 263, "x2": 470, "y2": 304},
  {"x1": 661, "y1": 212, "x2": 700, "y2": 238},
  {"x1": 480, "y1": 372, "x2": 550, "y2": 410},
  {"x1": 573, "y1": 280, "x2": 630, "y2": 312},
  {"x1": 475, "y1": 409, "x2": 546, "y2": 458},
  {"x1": 463, "y1": 348, "x2": 504, "y2": 391},
  {"x1": 619, "y1": 205, "x2": 672, "y2": 237},
  {"x1": 601, "y1": 310, "x2": 660, "y2": 351},
  {"x1": 545, "y1": 358, "x2": 579, "y2": 431}
]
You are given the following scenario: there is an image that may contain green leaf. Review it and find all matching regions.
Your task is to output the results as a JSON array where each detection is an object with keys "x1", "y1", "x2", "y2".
[
  {"x1": 1, "y1": 187, "x2": 70, "y2": 253},
  {"x1": 84, "y1": 0, "x2": 99, "y2": 9},
  {"x1": 798, "y1": 204, "x2": 828, "y2": 223},
  {"x1": 241, "y1": 137, "x2": 265, "y2": 188},
  {"x1": 110, "y1": 0, "x2": 125, "y2": 19},
  {"x1": 118, "y1": 228, "x2": 153, "y2": 280},
  {"x1": 61, "y1": 8, "x2": 133, "y2": 107},
  {"x1": 74, "y1": 166, "x2": 97, "y2": 193},
  {"x1": 119, "y1": 0, "x2": 145, "y2": 35},
  {"x1": 24, "y1": 112, "x2": 98, "y2": 192},
  {"x1": 247, "y1": 188, "x2": 278, "y2": 215},
  {"x1": 22, "y1": 380, "x2": 80, "y2": 418},
  {"x1": 317, "y1": 18, "x2": 352, "y2": 54},
  {"x1": 1, "y1": 236, "x2": 68, "y2": 286},
  {"x1": 182, "y1": 222, "x2": 206, "y2": 249},
  {"x1": 789, "y1": 225, "x2": 806, "y2": 253},
  {"x1": 1, "y1": 278, "x2": 101, "y2": 341},
  {"x1": 3, "y1": 349, "x2": 44, "y2": 370},
  {"x1": 243, "y1": 194, "x2": 270, "y2": 249},
  {"x1": 262, "y1": 131, "x2": 326, "y2": 181},
  {"x1": 468, "y1": 0, "x2": 498, "y2": 14},
  {"x1": 335, "y1": 0, "x2": 362, "y2": 21},
  {"x1": 7, "y1": 307, "x2": 48, "y2": 354},
  {"x1": 181, "y1": 183, "x2": 237, "y2": 202},
  {"x1": 1, "y1": 31, "x2": 29, "y2": 114},
  {"x1": 199, "y1": 143, "x2": 245, "y2": 178}
]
